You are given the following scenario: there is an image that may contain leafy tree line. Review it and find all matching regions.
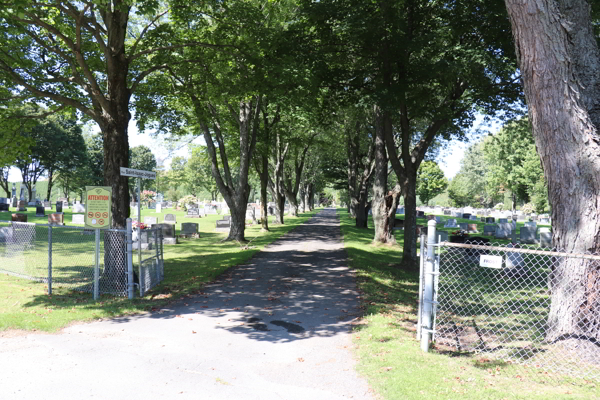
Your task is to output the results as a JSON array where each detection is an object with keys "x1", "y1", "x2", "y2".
[{"x1": 447, "y1": 117, "x2": 548, "y2": 213}]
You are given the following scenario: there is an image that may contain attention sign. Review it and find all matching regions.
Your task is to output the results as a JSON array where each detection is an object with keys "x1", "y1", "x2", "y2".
[{"x1": 85, "y1": 186, "x2": 112, "y2": 229}]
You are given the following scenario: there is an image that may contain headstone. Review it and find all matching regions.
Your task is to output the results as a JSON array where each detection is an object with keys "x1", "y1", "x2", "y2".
[
  {"x1": 11, "y1": 184, "x2": 16, "y2": 198},
  {"x1": 444, "y1": 219, "x2": 458, "y2": 228},
  {"x1": 524, "y1": 221, "x2": 537, "y2": 229},
  {"x1": 417, "y1": 210, "x2": 425, "y2": 218},
  {"x1": 147, "y1": 202, "x2": 156, "y2": 210},
  {"x1": 540, "y1": 231, "x2": 552, "y2": 248},
  {"x1": 517, "y1": 214, "x2": 527, "y2": 222},
  {"x1": 486, "y1": 217, "x2": 495, "y2": 223},
  {"x1": 467, "y1": 223, "x2": 478, "y2": 233},
  {"x1": 505, "y1": 244, "x2": 525, "y2": 270},
  {"x1": 246, "y1": 208, "x2": 255, "y2": 220},
  {"x1": 498, "y1": 218, "x2": 508, "y2": 223},
  {"x1": 0, "y1": 202, "x2": 8, "y2": 212},
  {"x1": 459, "y1": 222, "x2": 469, "y2": 231},
  {"x1": 435, "y1": 216, "x2": 443, "y2": 223},
  {"x1": 19, "y1": 186, "x2": 25, "y2": 200},
  {"x1": 462, "y1": 213, "x2": 471, "y2": 220},
  {"x1": 43, "y1": 201, "x2": 51, "y2": 210},
  {"x1": 35, "y1": 205, "x2": 45, "y2": 217},
  {"x1": 156, "y1": 203, "x2": 162, "y2": 214},
  {"x1": 11, "y1": 197, "x2": 17, "y2": 207},
  {"x1": 483, "y1": 224, "x2": 497, "y2": 236},
  {"x1": 480, "y1": 217, "x2": 486, "y2": 222},
  {"x1": 18, "y1": 200, "x2": 27, "y2": 211},
  {"x1": 540, "y1": 217, "x2": 550, "y2": 224},
  {"x1": 396, "y1": 207, "x2": 404, "y2": 215},
  {"x1": 144, "y1": 216, "x2": 158, "y2": 226},
  {"x1": 520, "y1": 226, "x2": 537, "y2": 244},
  {"x1": 436, "y1": 231, "x2": 449, "y2": 242},
  {"x1": 0, "y1": 226, "x2": 13, "y2": 243},
  {"x1": 48, "y1": 213, "x2": 64, "y2": 226},
  {"x1": 443, "y1": 209, "x2": 451, "y2": 215},
  {"x1": 71, "y1": 214, "x2": 85, "y2": 225},
  {"x1": 164, "y1": 214, "x2": 176, "y2": 224},
  {"x1": 181, "y1": 222, "x2": 199, "y2": 237},
  {"x1": 469, "y1": 215, "x2": 478, "y2": 221},
  {"x1": 56, "y1": 202, "x2": 63, "y2": 213},
  {"x1": 215, "y1": 219, "x2": 231, "y2": 232},
  {"x1": 73, "y1": 203, "x2": 85, "y2": 213},
  {"x1": 495, "y1": 223, "x2": 512, "y2": 239},
  {"x1": 453, "y1": 212, "x2": 462, "y2": 218},
  {"x1": 12, "y1": 213, "x2": 27, "y2": 222},
  {"x1": 186, "y1": 208, "x2": 200, "y2": 218},
  {"x1": 154, "y1": 223, "x2": 177, "y2": 245}
]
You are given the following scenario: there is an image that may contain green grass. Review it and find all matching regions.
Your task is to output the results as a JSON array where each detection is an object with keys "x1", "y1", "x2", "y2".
[
  {"x1": 337, "y1": 208, "x2": 599, "y2": 400},
  {"x1": 0, "y1": 206, "x2": 318, "y2": 332}
]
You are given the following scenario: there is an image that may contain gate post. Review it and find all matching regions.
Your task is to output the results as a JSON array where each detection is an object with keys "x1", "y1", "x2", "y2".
[
  {"x1": 421, "y1": 219, "x2": 437, "y2": 352},
  {"x1": 126, "y1": 218, "x2": 134, "y2": 299},
  {"x1": 417, "y1": 232, "x2": 426, "y2": 340}
]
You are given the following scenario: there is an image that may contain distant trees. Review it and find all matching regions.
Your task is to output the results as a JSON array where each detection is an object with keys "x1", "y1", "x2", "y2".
[{"x1": 416, "y1": 162, "x2": 448, "y2": 206}]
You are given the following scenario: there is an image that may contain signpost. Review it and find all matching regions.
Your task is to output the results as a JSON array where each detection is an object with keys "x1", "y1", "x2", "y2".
[
  {"x1": 85, "y1": 186, "x2": 112, "y2": 300},
  {"x1": 120, "y1": 167, "x2": 157, "y2": 296}
]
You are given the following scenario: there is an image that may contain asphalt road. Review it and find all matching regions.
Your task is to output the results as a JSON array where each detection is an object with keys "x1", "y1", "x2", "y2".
[{"x1": 0, "y1": 208, "x2": 375, "y2": 400}]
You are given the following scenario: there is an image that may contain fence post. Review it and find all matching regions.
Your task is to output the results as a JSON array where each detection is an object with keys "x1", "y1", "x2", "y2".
[
  {"x1": 94, "y1": 228, "x2": 100, "y2": 300},
  {"x1": 159, "y1": 229, "x2": 164, "y2": 280},
  {"x1": 155, "y1": 227, "x2": 160, "y2": 284},
  {"x1": 47, "y1": 225, "x2": 52, "y2": 295},
  {"x1": 421, "y1": 220, "x2": 437, "y2": 352},
  {"x1": 126, "y1": 218, "x2": 134, "y2": 299},
  {"x1": 417, "y1": 232, "x2": 426, "y2": 340}
]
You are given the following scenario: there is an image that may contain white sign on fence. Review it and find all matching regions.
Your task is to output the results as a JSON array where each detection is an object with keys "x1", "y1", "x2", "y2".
[
  {"x1": 479, "y1": 255, "x2": 503, "y2": 269},
  {"x1": 119, "y1": 167, "x2": 156, "y2": 180}
]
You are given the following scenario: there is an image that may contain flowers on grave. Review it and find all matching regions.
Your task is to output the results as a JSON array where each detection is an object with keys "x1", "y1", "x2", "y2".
[
  {"x1": 451, "y1": 229, "x2": 469, "y2": 237},
  {"x1": 178, "y1": 195, "x2": 198, "y2": 211},
  {"x1": 132, "y1": 221, "x2": 147, "y2": 230},
  {"x1": 140, "y1": 190, "x2": 157, "y2": 208}
]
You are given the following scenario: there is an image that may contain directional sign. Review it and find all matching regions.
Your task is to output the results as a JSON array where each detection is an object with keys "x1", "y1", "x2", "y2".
[
  {"x1": 85, "y1": 186, "x2": 112, "y2": 229},
  {"x1": 120, "y1": 167, "x2": 156, "y2": 180}
]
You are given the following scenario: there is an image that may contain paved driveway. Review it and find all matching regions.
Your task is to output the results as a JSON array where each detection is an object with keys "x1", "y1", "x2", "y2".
[{"x1": 0, "y1": 209, "x2": 375, "y2": 400}]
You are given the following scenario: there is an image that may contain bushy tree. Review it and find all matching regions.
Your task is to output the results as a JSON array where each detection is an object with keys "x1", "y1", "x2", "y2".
[{"x1": 416, "y1": 161, "x2": 448, "y2": 206}]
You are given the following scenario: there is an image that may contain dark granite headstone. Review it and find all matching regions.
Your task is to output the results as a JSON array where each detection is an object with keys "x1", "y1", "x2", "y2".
[
  {"x1": 56, "y1": 202, "x2": 63, "y2": 213},
  {"x1": 186, "y1": 208, "x2": 200, "y2": 218},
  {"x1": 36, "y1": 205, "x2": 45, "y2": 217}
]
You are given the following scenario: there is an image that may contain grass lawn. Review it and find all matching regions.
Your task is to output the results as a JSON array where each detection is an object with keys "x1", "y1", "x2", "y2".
[
  {"x1": 337, "y1": 208, "x2": 599, "y2": 400},
  {"x1": 0, "y1": 205, "x2": 317, "y2": 332}
]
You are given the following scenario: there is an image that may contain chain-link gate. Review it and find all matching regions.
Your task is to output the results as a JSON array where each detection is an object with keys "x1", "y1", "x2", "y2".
[
  {"x1": 0, "y1": 219, "x2": 164, "y2": 299},
  {"x1": 419, "y1": 220, "x2": 600, "y2": 381}
]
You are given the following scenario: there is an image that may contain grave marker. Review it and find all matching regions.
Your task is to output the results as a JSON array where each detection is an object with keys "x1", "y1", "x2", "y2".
[
  {"x1": 164, "y1": 214, "x2": 176, "y2": 224},
  {"x1": 48, "y1": 213, "x2": 64, "y2": 226},
  {"x1": 520, "y1": 226, "x2": 537, "y2": 244}
]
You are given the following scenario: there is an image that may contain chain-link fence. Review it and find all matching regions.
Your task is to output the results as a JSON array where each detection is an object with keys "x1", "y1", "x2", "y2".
[
  {"x1": 418, "y1": 221, "x2": 600, "y2": 381},
  {"x1": 0, "y1": 219, "x2": 164, "y2": 298}
]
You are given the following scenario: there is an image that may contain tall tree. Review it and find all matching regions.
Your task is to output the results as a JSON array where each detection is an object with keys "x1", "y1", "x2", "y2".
[
  {"x1": 505, "y1": 0, "x2": 600, "y2": 341},
  {"x1": 0, "y1": 1, "x2": 224, "y2": 227}
]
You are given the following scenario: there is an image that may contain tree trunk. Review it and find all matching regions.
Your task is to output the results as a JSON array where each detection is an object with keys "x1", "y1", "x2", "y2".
[
  {"x1": 287, "y1": 195, "x2": 298, "y2": 217},
  {"x1": 46, "y1": 169, "x2": 54, "y2": 202},
  {"x1": 259, "y1": 154, "x2": 269, "y2": 231},
  {"x1": 372, "y1": 106, "x2": 394, "y2": 243},
  {"x1": 505, "y1": 0, "x2": 600, "y2": 342},
  {"x1": 356, "y1": 200, "x2": 369, "y2": 228},
  {"x1": 402, "y1": 173, "x2": 419, "y2": 265},
  {"x1": 306, "y1": 183, "x2": 313, "y2": 211}
]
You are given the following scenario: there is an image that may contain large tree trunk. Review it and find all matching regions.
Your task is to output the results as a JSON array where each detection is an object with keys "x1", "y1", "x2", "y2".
[
  {"x1": 401, "y1": 174, "x2": 418, "y2": 265},
  {"x1": 372, "y1": 106, "x2": 394, "y2": 243},
  {"x1": 505, "y1": 0, "x2": 600, "y2": 342}
]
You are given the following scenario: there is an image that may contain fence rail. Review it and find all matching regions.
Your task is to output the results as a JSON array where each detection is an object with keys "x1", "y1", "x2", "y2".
[
  {"x1": 419, "y1": 220, "x2": 600, "y2": 381},
  {"x1": 0, "y1": 218, "x2": 164, "y2": 299}
]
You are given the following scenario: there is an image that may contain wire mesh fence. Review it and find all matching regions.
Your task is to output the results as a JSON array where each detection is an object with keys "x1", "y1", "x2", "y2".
[
  {"x1": 0, "y1": 220, "x2": 164, "y2": 298},
  {"x1": 422, "y1": 233, "x2": 600, "y2": 381}
]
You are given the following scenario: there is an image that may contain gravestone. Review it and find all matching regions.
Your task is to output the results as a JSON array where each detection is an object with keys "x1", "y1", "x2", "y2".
[
  {"x1": 517, "y1": 214, "x2": 527, "y2": 222},
  {"x1": 147, "y1": 202, "x2": 156, "y2": 210},
  {"x1": 215, "y1": 219, "x2": 231, "y2": 232},
  {"x1": 436, "y1": 231, "x2": 449, "y2": 242},
  {"x1": 435, "y1": 216, "x2": 443, "y2": 223},
  {"x1": 246, "y1": 208, "x2": 256, "y2": 221},
  {"x1": 480, "y1": 217, "x2": 486, "y2": 222},
  {"x1": 43, "y1": 201, "x2": 51, "y2": 210},
  {"x1": 144, "y1": 216, "x2": 158, "y2": 226},
  {"x1": 12, "y1": 213, "x2": 27, "y2": 222},
  {"x1": 426, "y1": 215, "x2": 436, "y2": 221},
  {"x1": 524, "y1": 221, "x2": 537, "y2": 229},
  {"x1": 467, "y1": 223, "x2": 479, "y2": 233},
  {"x1": 452, "y1": 211, "x2": 462, "y2": 218},
  {"x1": 486, "y1": 217, "x2": 495, "y2": 223},
  {"x1": 540, "y1": 229, "x2": 552, "y2": 248},
  {"x1": 35, "y1": 205, "x2": 45, "y2": 217},
  {"x1": 56, "y1": 202, "x2": 63, "y2": 213},
  {"x1": 71, "y1": 214, "x2": 85, "y2": 225},
  {"x1": 462, "y1": 213, "x2": 471, "y2": 220},
  {"x1": 469, "y1": 215, "x2": 478, "y2": 221},
  {"x1": 48, "y1": 213, "x2": 64, "y2": 226},
  {"x1": 0, "y1": 202, "x2": 8, "y2": 212},
  {"x1": 444, "y1": 219, "x2": 458, "y2": 228},
  {"x1": 132, "y1": 230, "x2": 152, "y2": 250},
  {"x1": 156, "y1": 203, "x2": 162, "y2": 214},
  {"x1": 520, "y1": 226, "x2": 537, "y2": 244},
  {"x1": 181, "y1": 222, "x2": 199, "y2": 238},
  {"x1": 164, "y1": 214, "x2": 176, "y2": 224},
  {"x1": 154, "y1": 223, "x2": 177, "y2": 245},
  {"x1": 505, "y1": 244, "x2": 525, "y2": 270},
  {"x1": 186, "y1": 208, "x2": 200, "y2": 218},
  {"x1": 443, "y1": 209, "x2": 451, "y2": 215},
  {"x1": 539, "y1": 217, "x2": 550, "y2": 224},
  {"x1": 396, "y1": 207, "x2": 404, "y2": 215},
  {"x1": 12, "y1": 197, "x2": 17, "y2": 207},
  {"x1": 495, "y1": 223, "x2": 513, "y2": 239},
  {"x1": 416, "y1": 210, "x2": 425, "y2": 218},
  {"x1": 73, "y1": 203, "x2": 85, "y2": 213},
  {"x1": 498, "y1": 218, "x2": 508, "y2": 223},
  {"x1": 459, "y1": 222, "x2": 469, "y2": 231},
  {"x1": 18, "y1": 200, "x2": 27, "y2": 212},
  {"x1": 0, "y1": 226, "x2": 13, "y2": 243},
  {"x1": 483, "y1": 224, "x2": 497, "y2": 236}
]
